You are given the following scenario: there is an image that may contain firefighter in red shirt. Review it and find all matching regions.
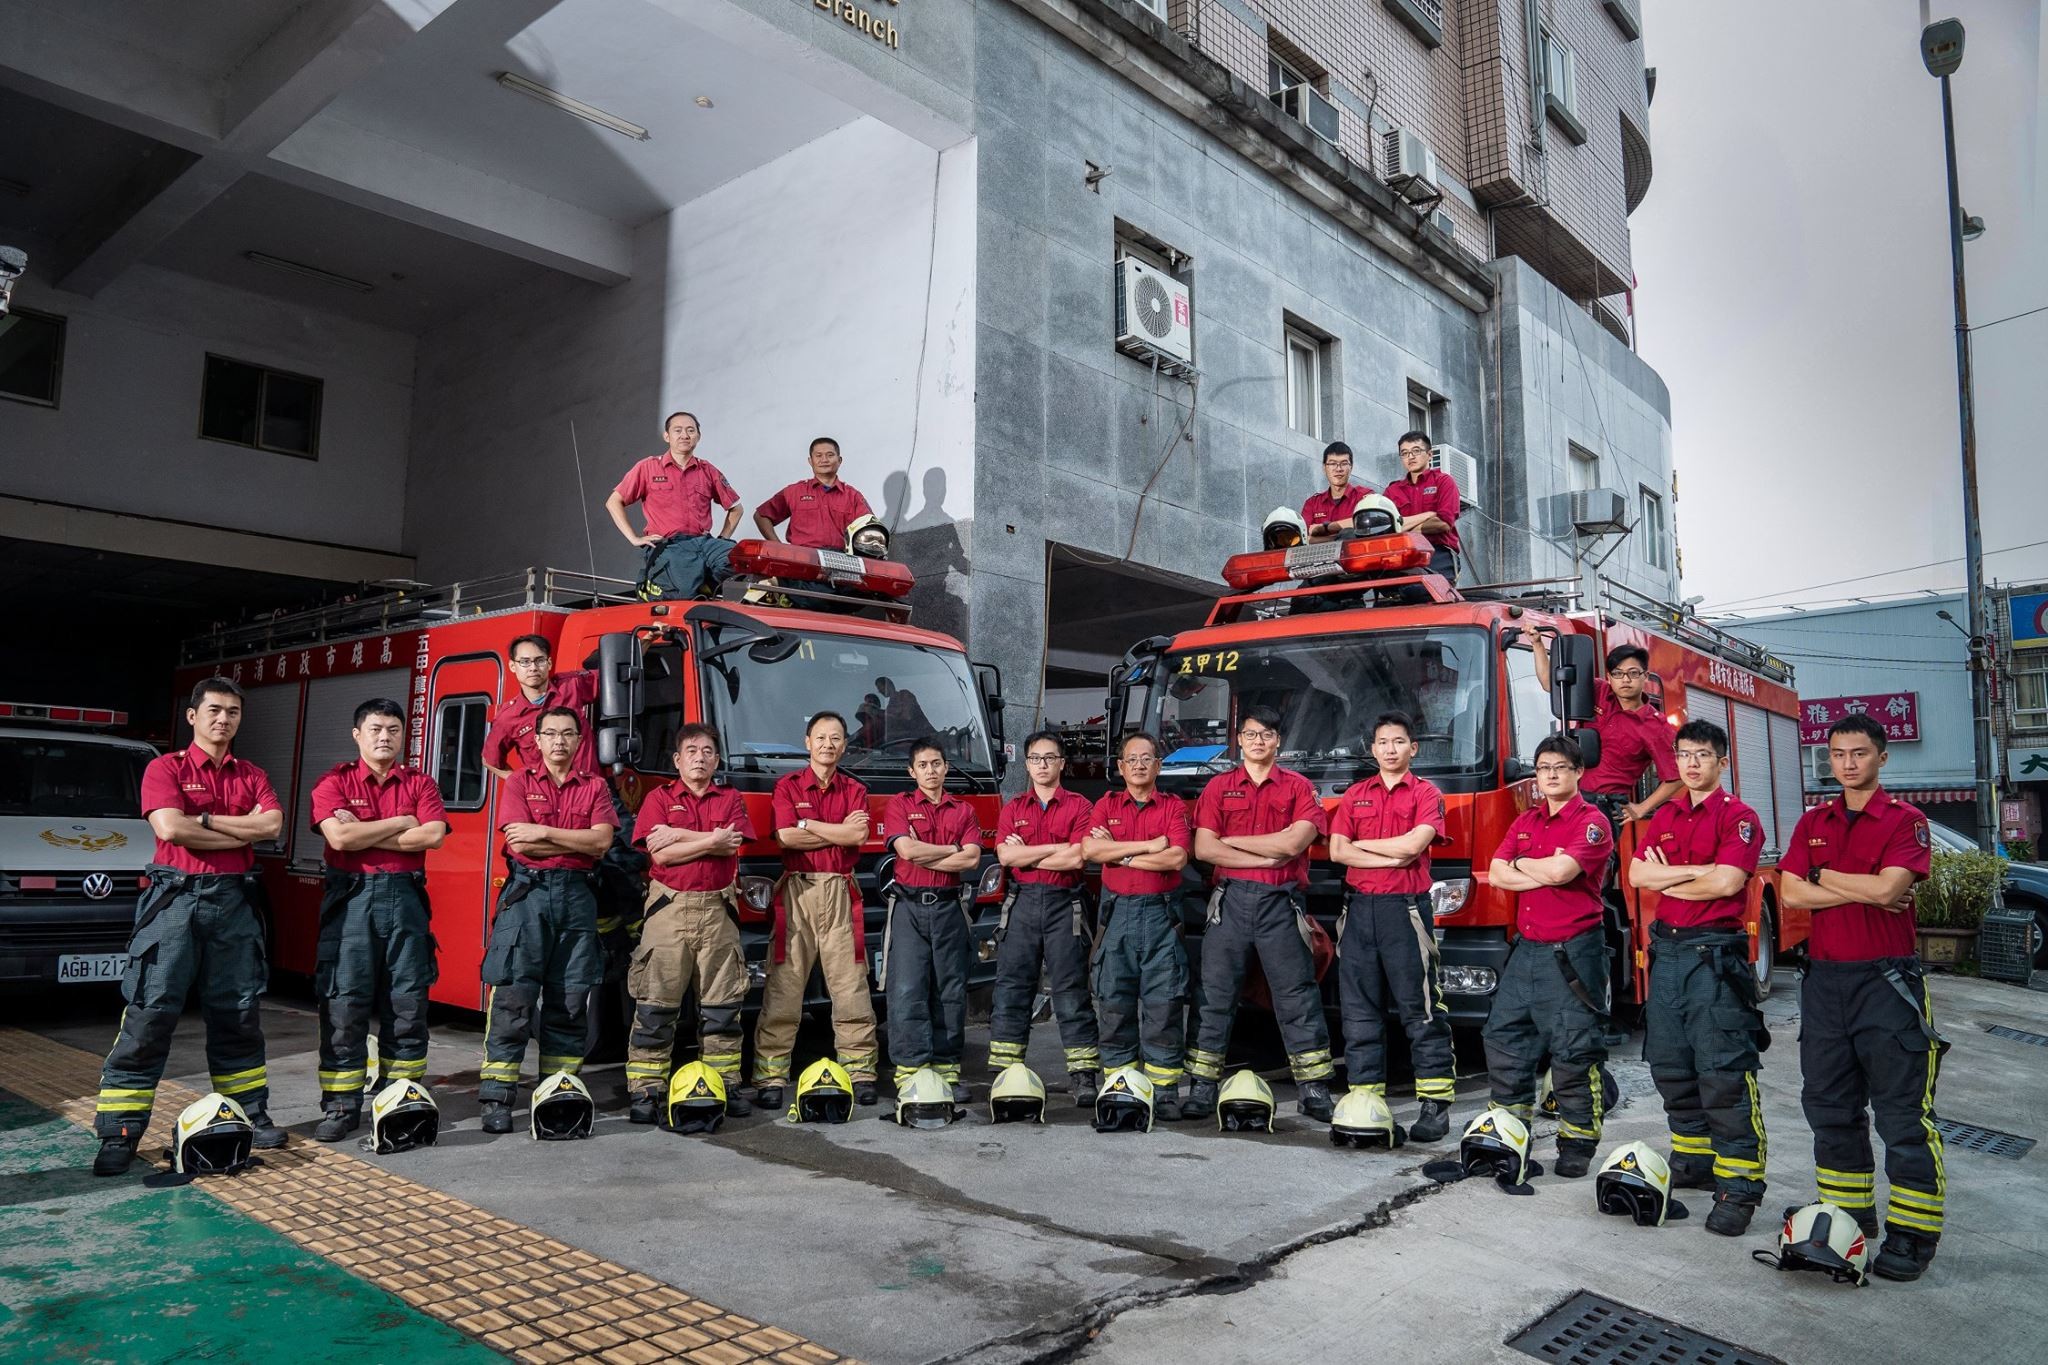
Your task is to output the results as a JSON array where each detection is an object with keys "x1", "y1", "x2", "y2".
[
  {"x1": 1779, "y1": 713, "x2": 1944, "y2": 1281},
  {"x1": 94, "y1": 677, "x2": 287, "y2": 1175},
  {"x1": 626, "y1": 723, "x2": 754, "y2": 1122},
  {"x1": 1082, "y1": 732, "x2": 1194, "y2": 1119},
  {"x1": 1484, "y1": 733, "x2": 1615, "y2": 1177},
  {"x1": 754, "y1": 711, "x2": 879, "y2": 1109},
  {"x1": 1303, "y1": 441, "x2": 1373, "y2": 542},
  {"x1": 1185, "y1": 707, "x2": 1337, "y2": 1122},
  {"x1": 1531, "y1": 637, "x2": 1681, "y2": 829},
  {"x1": 1384, "y1": 430, "x2": 1461, "y2": 584},
  {"x1": 880, "y1": 738, "x2": 984, "y2": 1101},
  {"x1": 604, "y1": 410, "x2": 743, "y2": 599},
  {"x1": 753, "y1": 436, "x2": 876, "y2": 551},
  {"x1": 1625, "y1": 718, "x2": 1768, "y2": 1234},
  {"x1": 990, "y1": 731, "x2": 1102, "y2": 1103},
  {"x1": 477, "y1": 706, "x2": 615, "y2": 1134},
  {"x1": 308, "y1": 697, "x2": 448, "y2": 1142},
  {"x1": 1329, "y1": 711, "x2": 1455, "y2": 1142},
  {"x1": 482, "y1": 635, "x2": 599, "y2": 780}
]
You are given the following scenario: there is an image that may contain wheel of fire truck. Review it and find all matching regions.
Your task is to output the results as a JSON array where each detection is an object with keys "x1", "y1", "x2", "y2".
[{"x1": 1751, "y1": 901, "x2": 1777, "y2": 999}]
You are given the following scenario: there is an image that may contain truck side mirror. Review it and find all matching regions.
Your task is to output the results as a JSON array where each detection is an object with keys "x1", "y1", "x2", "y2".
[
  {"x1": 1572, "y1": 727, "x2": 1602, "y2": 773},
  {"x1": 1549, "y1": 633, "x2": 1599, "y2": 723},
  {"x1": 973, "y1": 662, "x2": 1007, "y2": 778},
  {"x1": 596, "y1": 632, "x2": 641, "y2": 767}
]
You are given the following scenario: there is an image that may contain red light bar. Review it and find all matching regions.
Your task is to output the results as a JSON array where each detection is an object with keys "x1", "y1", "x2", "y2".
[
  {"x1": 1221, "y1": 532, "x2": 1434, "y2": 591},
  {"x1": 0, "y1": 701, "x2": 129, "y2": 726},
  {"x1": 725, "y1": 539, "x2": 915, "y2": 600}
]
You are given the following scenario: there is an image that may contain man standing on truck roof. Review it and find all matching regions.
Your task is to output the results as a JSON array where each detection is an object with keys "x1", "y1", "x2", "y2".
[
  {"x1": 309, "y1": 698, "x2": 449, "y2": 1143},
  {"x1": 754, "y1": 436, "x2": 875, "y2": 550},
  {"x1": 1303, "y1": 441, "x2": 1372, "y2": 543},
  {"x1": 1530, "y1": 636, "x2": 1681, "y2": 827},
  {"x1": 1625, "y1": 718, "x2": 1768, "y2": 1235},
  {"x1": 605, "y1": 410, "x2": 743, "y2": 600},
  {"x1": 1484, "y1": 733, "x2": 1615, "y2": 1178},
  {"x1": 1778, "y1": 714, "x2": 1944, "y2": 1282},
  {"x1": 477, "y1": 706, "x2": 615, "y2": 1134},
  {"x1": 990, "y1": 731, "x2": 1103, "y2": 1106},
  {"x1": 1082, "y1": 732, "x2": 1195, "y2": 1121},
  {"x1": 1384, "y1": 430, "x2": 1461, "y2": 584},
  {"x1": 1184, "y1": 706, "x2": 1337, "y2": 1123},
  {"x1": 626, "y1": 723, "x2": 754, "y2": 1123},
  {"x1": 754, "y1": 711, "x2": 880, "y2": 1109},
  {"x1": 880, "y1": 739, "x2": 985, "y2": 1104},
  {"x1": 93, "y1": 676, "x2": 287, "y2": 1176},
  {"x1": 1329, "y1": 711, "x2": 1456, "y2": 1143}
]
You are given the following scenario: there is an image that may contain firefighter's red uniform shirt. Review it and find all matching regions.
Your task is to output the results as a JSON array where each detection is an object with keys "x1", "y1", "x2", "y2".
[
  {"x1": 1301, "y1": 485, "x2": 1370, "y2": 531},
  {"x1": 1194, "y1": 765, "x2": 1329, "y2": 888},
  {"x1": 140, "y1": 748, "x2": 280, "y2": 875},
  {"x1": 1332, "y1": 771, "x2": 1446, "y2": 895},
  {"x1": 771, "y1": 767, "x2": 870, "y2": 875},
  {"x1": 310, "y1": 760, "x2": 447, "y2": 874},
  {"x1": 1386, "y1": 468, "x2": 1463, "y2": 553},
  {"x1": 1503, "y1": 794, "x2": 1613, "y2": 941},
  {"x1": 1092, "y1": 790, "x2": 1192, "y2": 896},
  {"x1": 501, "y1": 768, "x2": 614, "y2": 871},
  {"x1": 881, "y1": 790, "x2": 982, "y2": 890},
  {"x1": 613, "y1": 453, "x2": 739, "y2": 538},
  {"x1": 1635, "y1": 787, "x2": 1761, "y2": 929},
  {"x1": 634, "y1": 778, "x2": 754, "y2": 892},
  {"x1": 757, "y1": 478, "x2": 874, "y2": 551},
  {"x1": 1583, "y1": 680, "x2": 1679, "y2": 796},
  {"x1": 483, "y1": 671, "x2": 600, "y2": 775},
  {"x1": 998, "y1": 788, "x2": 1093, "y2": 889},
  {"x1": 1777, "y1": 789, "x2": 1931, "y2": 961}
]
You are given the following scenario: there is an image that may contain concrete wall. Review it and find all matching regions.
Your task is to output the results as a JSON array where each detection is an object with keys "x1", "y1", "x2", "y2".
[{"x1": 0, "y1": 264, "x2": 416, "y2": 552}]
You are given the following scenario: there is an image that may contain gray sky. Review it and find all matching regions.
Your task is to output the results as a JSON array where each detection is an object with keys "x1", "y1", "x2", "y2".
[{"x1": 1632, "y1": 0, "x2": 2046, "y2": 619}]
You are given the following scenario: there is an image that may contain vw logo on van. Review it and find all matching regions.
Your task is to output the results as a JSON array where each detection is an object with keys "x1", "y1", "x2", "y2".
[{"x1": 82, "y1": 874, "x2": 115, "y2": 900}]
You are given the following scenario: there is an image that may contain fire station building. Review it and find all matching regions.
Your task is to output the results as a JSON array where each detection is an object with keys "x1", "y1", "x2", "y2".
[{"x1": 0, "y1": 0, "x2": 1676, "y2": 744}]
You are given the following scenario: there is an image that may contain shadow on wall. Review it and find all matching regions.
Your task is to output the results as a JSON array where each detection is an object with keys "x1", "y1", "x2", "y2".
[{"x1": 883, "y1": 467, "x2": 969, "y2": 640}]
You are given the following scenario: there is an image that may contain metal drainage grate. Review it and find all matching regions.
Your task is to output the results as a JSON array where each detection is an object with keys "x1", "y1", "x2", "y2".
[
  {"x1": 1934, "y1": 1118, "x2": 2036, "y2": 1159},
  {"x1": 1985, "y1": 1024, "x2": 2048, "y2": 1048},
  {"x1": 1507, "y1": 1291, "x2": 1783, "y2": 1365}
]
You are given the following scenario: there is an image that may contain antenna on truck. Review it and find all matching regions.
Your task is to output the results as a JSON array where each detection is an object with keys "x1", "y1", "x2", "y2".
[{"x1": 569, "y1": 420, "x2": 600, "y2": 591}]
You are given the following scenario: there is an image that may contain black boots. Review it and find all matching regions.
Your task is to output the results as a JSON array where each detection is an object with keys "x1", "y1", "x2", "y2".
[
  {"x1": 313, "y1": 1109, "x2": 361, "y2": 1143},
  {"x1": 1297, "y1": 1080, "x2": 1335, "y2": 1123},
  {"x1": 1183, "y1": 1078, "x2": 1219, "y2": 1120},
  {"x1": 1409, "y1": 1099, "x2": 1452, "y2": 1143},
  {"x1": 93, "y1": 1129, "x2": 138, "y2": 1177},
  {"x1": 1873, "y1": 1227, "x2": 1939, "y2": 1282}
]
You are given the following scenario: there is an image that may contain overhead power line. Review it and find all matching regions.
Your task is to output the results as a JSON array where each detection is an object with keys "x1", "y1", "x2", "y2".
[{"x1": 1699, "y1": 537, "x2": 2048, "y2": 612}]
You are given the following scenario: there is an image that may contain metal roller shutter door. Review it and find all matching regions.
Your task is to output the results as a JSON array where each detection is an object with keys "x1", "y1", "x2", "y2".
[
  {"x1": 1768, "y1": 711, "x2": 1804, "y2": 856},
  {"x1": 288, "y1": 669, "x2": 413, "y2": 869},
  {"x1": 227, "y1": 685, "x2": 302, "y2": 856},
  {"x1": 1730, "y1": 700, "x2": 1775, "y2": 856}
]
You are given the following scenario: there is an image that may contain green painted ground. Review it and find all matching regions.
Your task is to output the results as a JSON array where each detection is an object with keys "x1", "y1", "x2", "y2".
[{"x1": 0, "y1": 1090, "x2": 502, "y2": 1364}]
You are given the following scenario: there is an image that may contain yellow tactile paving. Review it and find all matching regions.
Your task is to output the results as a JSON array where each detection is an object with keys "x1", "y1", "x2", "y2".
[{"x1": 0, "y1": 1028, "x2": 854, "y2": 1365}]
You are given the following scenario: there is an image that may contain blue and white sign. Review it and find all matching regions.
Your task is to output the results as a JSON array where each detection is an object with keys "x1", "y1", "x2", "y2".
[{"x1": 2009, "y1": 593, "x2": 2048, "y2": 651}]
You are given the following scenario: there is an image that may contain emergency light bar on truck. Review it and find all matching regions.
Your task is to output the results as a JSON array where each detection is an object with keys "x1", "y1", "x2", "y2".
[
  {"x1": 0, "y1": 702, "x2": 129, "y2": 727},
  {"x1": 1221, "y1": 531, "x2": 1436, "y2": 591},
  {"x1": 724, "y1": 540, "x2": 913, "y2": 599}
]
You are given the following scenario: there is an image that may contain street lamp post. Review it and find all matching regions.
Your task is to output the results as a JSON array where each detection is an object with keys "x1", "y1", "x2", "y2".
[{"x1": 1922, "y1": 18, "x2": 1998, "y2": 851}]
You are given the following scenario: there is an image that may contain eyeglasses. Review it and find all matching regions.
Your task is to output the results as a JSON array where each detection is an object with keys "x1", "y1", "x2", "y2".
[
  {"x1": 512, "y1": 656, "x2": 552, "y2": 669},
  {"x1": 537, "y1": 729, "x2": 579, "y2": 741},
  {"x1": 1120, "y1": 754, "x2": 1158, "y2": 767},
  {"x1": 1534, "y1": 764, "x2": 1577, "y2": 777},
  {"x1": 1675, "y1": 750, "x2": 1719, "y2": 764},
  {"x1": 1608, "y1": 669, "x2": 1647, "y2": 681},
  {"x1": 1239, "y1": 728, "x2": 1279, "y2": 742},
  {"x1": 1024, "y1": 753, "x2": 1063, "y2": 765}
]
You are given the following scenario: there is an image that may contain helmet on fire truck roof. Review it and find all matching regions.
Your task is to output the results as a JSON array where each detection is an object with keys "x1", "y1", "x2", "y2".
[
  {"x1": 846, "y1": 514, "x2": 892, "y2": 561},
  {"x1": 1262, "y1": 507, "x2": 1310, "y2": 551},
  {"x1": 1350, "y1": 493, "x2": 1402, "y2": 538}
]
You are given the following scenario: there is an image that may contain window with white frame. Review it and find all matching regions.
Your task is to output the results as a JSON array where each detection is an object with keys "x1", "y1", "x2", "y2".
[
  {"x1": 1639, "y1": 486, "x2": 1666, "y2": 569},
  {"x1": 1540, "y1": 25, "x2": 1587, "y2": 144},
  {"x1": 2014, "y1": 652, "x2": 2048, "y2": 730},
  {"x1": 1286, "y1": 328, "x2": 1324, "y2": 439},
  {"x1": 1568, "y1": 441, "x2": 1600, "y2": 493}
]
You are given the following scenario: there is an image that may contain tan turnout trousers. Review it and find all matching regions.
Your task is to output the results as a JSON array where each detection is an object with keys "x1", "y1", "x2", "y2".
[
  {"x1": 753, "y1": 872, "x2": 878, "y2": 1084},
  {"x1": 625, "y1": 885, "x2": 748, "y2": 1096}
]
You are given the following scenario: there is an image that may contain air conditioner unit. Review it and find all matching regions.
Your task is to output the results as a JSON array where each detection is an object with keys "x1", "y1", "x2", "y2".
[
  {"x1": 1382, "y1": 128, "x2": 1440, "y2": 201},
  {"x1": 1427, "y1": 207, "x2": 1456, "y2": 239},
  {"x1": 1275, "y1": 83, "x2": 1340, "y2": 145},
  {"x1": 1115, "y1": 257, "x2": 1193, "y2": 364},
  {"x1": 1430, "y1": 443, "x2": 1480, "y2": 509},
  {"x1": 1567, "y1": 487, "x2": 1628, "y2": 535},
  {"x1": 1808, "y1": 745, "x2": 1834, "y2": 787}
]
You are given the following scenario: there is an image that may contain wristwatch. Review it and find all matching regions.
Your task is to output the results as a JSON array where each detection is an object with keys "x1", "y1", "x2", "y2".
[
  {"x1": 1119, "y1": 855, "x2": 1134, "y2": 867},
  {"x1": 1806, "y1": 867, "x2": 1824, "y2": 885},
  {"x1": 796, "y1": 819, "x2": 808, "y2": 831},
  {"x1": 200, "y1": 811, "x2": 212, "y2": 831}
]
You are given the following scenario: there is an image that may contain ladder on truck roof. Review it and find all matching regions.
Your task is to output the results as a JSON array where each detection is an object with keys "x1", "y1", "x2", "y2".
[
  {"x1": 1596, "y1": 578, "x2": 1794, "y2": 685},
  {"x1": 179, "y1": 567, "x2": 638, "y2": 665}
]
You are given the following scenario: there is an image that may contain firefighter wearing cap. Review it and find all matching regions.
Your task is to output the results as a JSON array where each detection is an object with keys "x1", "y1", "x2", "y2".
[
  {"x1": 478, "y1": 706, "x2": 614, "y2": 1134},
  {"x1": 1384, "y1": 429, "x2": 1462, "y2": 583},
  {"x1": 1184, "y1": 706, "x2": 1337, "y2": 1122},
  {"x1": 1625, "y1": 717, "x2": 1769, "y2": 1235},
  {"x1": 1303, "y1": 441, "x2": 1374, "y2": 542},
  {"x1": 1530, "y1": 637, "x2": 1681, "y2": 831},
  {"x1": 93, "y1": 677, "x2": 286, "y2": 1176},
  {"x1": 309, "y1": 698, "x2": 449, "y2": 1142},
  {"x1": 990, "y1": 731, "x2": 1103, "y2": 1103},
  {"x1": 880, "y1": 739, "x2": 984, "y2": 1101},
  {"x1": 1779, "y1": 713, "x2": 1944, "y2": 1282},
  {"x1": 1082, "y1": 732, "x2": 1194, "y2": 1120},
  {"x1": 754, "y1": 711, "x2": 880, "y2": 1109},
  {"x1": 1483, "y1": 732, "x2": 1615, "y2": 1178},
  {"x1": 1329, "y1": 711, "x2": 1455, "y2": 1142},
  {"x1": 605, "y1": 409, "x2": 743, "y2": 598},
  {"x1": 627, "y1": 723, "x2": 754, "y2": 1124},
  {"x1": 754, "y1": 436, "x2": 875, "y2": 550}
]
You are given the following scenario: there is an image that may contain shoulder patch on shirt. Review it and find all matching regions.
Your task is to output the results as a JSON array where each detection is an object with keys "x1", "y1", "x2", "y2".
[
  {"x1": 1737, "y1": 820, "x2": 1754, "y2": 845},
  {"x1": 1586, "y1": 822, "x2": 1606, "y2": 845},
  {"x1": 1914, "y1": 820, "x2": 1930, "y2": 849}
]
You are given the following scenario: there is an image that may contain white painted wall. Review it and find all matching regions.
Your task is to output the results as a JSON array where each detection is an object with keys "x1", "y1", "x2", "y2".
[{"x1": 0, "y1": 264, "x2": 416, "y2": 551}]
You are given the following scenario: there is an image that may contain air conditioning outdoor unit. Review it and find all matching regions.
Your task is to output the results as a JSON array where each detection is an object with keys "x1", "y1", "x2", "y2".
[
  {"x1": 1382, "y1": 128, "x2": 1440, "y2": 201},
  {"x1": 1567, "y1": 487, "x2": 1628, "y2": 535},
  {"x1": 1430, "y1": 443, "x2": 1480, "y2": 509},
  {"x1": 1275, "y1": 82, "x2": 1341, "y2": 145},
  {"x1": 1115, "y1": 257, "x2": 1193, "y2": 364},
  {"x1": 1808, "y1": 745, "x2": 1834, "y2": 787}
]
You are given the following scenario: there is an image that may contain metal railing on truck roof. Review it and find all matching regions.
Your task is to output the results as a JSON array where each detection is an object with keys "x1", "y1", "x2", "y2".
[
  {"x1": 179, "y1": 567, "x2": 638, "y2": 665},
  {"x1": 1596, "y1": 579, "x2": 1794, "y2": 685}
]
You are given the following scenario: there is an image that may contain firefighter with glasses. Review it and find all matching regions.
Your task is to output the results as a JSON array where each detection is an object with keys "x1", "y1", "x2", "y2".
[
  {"x1": 1625, "y1": 719, "x2": 1768, "y2": 1234},
  {"x1": 1530, "y1": 639, "x2": 1680, "y2": 830}
]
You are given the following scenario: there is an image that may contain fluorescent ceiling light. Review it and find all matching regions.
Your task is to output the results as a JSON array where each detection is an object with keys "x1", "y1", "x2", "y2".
[
  {"x1": 496, "y1": 71, "x2": 650, "y2": 141},
  {"x1": 243, "y1": 251, "x2": 375, "y2": 293}
]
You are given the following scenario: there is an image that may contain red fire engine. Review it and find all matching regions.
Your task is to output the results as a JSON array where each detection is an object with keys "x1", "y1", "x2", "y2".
[
  {"x1": 173, "y1": 552, "x2": 1011, "y2": 1012},
  {"x1": 1108, "y1": 529, "x2": 1805, "y2": 1025}
]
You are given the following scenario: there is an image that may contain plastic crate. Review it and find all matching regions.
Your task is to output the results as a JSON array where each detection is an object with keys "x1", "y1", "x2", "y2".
[{"x1": 1977, "y1": 904, "x2": 2037, "y2": 984}]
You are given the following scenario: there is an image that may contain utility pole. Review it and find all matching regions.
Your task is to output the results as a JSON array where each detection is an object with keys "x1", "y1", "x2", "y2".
[{"x1": 1922, "y1": 19, "x2": 1998, "y2": 850}]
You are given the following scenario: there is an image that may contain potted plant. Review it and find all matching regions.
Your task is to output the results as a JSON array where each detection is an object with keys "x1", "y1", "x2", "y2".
[{"x1": 1916, "y1": 848, "x2": 2007, "y2": 968}]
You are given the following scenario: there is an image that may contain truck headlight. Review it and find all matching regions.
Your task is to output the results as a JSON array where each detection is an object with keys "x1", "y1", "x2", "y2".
[
  {"x1": 977, "y1": 862, "x2": 1005, "y2": 899},
  {"x1": 1440, "y1": 965, "x2": 1498, "y2": 995},
  {"x1": 736, "y1": 876, "x2": 775, "y2": 913},
  {"x1": 1430, "y1": 877, "x2": 1473, "y2": 918}
]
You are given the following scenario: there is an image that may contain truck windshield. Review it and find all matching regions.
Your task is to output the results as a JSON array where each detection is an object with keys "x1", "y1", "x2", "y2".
[
  {"x1": 0, "y1": 737, "x2": 152, "y2": 819},
  {"x1": 1144, "y1": 627, "x2": 1492, "y2": 789},
  {"x1": 693, "y1": 632, "x2": 997, "y2": 786}
]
